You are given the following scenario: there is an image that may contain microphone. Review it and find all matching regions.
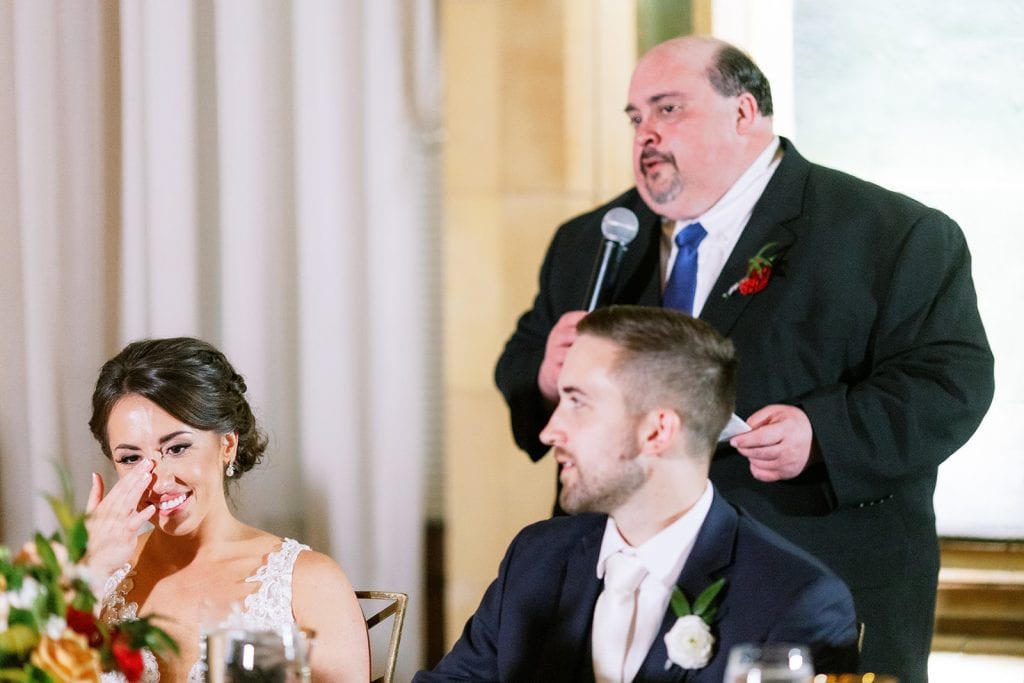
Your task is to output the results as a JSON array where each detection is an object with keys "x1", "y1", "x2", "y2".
[{"x1": 582, "y1": 207, "x2": 640, "y2": 311}]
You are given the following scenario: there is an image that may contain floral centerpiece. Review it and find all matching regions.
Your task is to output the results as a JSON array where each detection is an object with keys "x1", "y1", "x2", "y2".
[{"x1": 0, "y1": 472, "x2": 176, "y2": 682}]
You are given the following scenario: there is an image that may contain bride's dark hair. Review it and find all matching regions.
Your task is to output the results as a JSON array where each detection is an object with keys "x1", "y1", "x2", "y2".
[{"x1": 89, "y1": 337, "x2": 267, "y2": 479}]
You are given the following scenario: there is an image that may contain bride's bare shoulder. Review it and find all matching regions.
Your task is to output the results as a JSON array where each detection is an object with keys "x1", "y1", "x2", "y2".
[
  {"x1": 290, "y1": 548, "x2": 369, "y2": 680},
  {"x1": 289, "y1": 545, "x2": 359, "y2": 612}
]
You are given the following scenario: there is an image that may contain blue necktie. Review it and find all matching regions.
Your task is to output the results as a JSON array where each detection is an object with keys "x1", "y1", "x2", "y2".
[{"x1": 663, "y1": 222, "x2": 707, "y2": 314}]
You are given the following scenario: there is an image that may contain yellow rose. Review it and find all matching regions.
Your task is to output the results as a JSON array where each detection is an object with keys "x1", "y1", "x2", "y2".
[{"x1": 30, "y1": 629, "x2": 102, "y2": 683}]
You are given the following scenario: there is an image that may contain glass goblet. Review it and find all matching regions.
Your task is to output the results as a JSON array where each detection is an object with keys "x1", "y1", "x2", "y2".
[{"x1": 723, "y1": 642, "x2": 815, "y2": 683}]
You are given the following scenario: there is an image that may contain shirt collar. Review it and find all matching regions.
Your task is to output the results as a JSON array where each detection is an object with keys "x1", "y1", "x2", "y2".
[
  {"x1": 665, "y1": 136, "x2": 782, "y2": 241},
  {"x1": 596, "y1": 481, "x2": 715, "y2": 590}
]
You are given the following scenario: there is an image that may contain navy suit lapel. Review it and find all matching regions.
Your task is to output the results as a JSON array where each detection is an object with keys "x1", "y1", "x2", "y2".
[
  {"x1": 634, "y1": 493, "x2": 739, "y2": 683},
  {"x1": 700, "y1": 139, "x2": 811, "y2": 336},
  {"x1": 535, "y1": 518, "x2": 605, "y2": 681}
]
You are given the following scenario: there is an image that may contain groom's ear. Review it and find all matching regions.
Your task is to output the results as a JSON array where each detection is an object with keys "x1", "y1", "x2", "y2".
[{"x1": 637, "y1": 408, "x2": 680, "y2": 458}]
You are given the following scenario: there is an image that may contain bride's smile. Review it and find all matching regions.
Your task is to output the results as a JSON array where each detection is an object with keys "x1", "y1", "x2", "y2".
[{"x1": 155, "y1": 492, "x2": 190, "y2": 514}]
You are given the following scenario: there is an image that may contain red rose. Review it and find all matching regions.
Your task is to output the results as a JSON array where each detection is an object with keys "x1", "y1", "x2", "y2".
[
  {"x1": 738, "y1": 265, "x2": 772, "y2": 295},
  {"x1": 112, "y1": 635, "x2": 146, "y2": 683},
  {"x1": 66, "y1": 606, "x2": 104, "y2": 648},
  {"x1": 722, "y1": 242, "x2": 781, "y2": 300}
]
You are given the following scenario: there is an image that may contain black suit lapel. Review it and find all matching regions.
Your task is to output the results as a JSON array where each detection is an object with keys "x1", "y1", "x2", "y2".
[
  {"x1": 611, "y1": 197, "x2": 663, "y2": 307},
  {"x1": 634, "y1": 493, "x2": 739, "y2": 683},
  {"x1": 535, "y1": 519, "x2": 605, "y2": 681},
  {"x1": 700, "y1": 139, "x2": 811, "y2": 336}
]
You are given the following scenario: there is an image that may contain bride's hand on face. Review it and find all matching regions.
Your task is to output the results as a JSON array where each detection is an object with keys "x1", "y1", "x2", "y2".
[{"x1": 84, "y1": 459, "x2": 157, "y2": 587}]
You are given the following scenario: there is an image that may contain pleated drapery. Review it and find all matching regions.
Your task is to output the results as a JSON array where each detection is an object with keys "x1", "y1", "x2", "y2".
[{"x1": 0, "y1": 2, "x2": 440, "y2": 677}]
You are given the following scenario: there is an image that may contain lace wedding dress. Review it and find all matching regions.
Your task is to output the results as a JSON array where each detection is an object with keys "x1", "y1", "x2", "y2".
[{"x1": 100, "y1": 538, "x2": 310, "y2": 682}]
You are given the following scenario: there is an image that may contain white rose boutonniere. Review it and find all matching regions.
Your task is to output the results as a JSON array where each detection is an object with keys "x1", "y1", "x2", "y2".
[
  {"x1": 663, "y1": 577, "x2": 726, "y2": 671},
  {"x1": 665, "y1": 614, "x2": 714, "y2": 668}
]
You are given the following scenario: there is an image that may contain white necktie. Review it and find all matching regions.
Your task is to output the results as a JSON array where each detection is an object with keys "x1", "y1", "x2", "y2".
[{"x1": 592, "y1": 552, "x2": 648, "y2": 683}]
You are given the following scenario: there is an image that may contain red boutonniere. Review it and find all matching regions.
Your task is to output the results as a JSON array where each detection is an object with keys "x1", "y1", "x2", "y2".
[{"x1": 722, "y1": 242, "x2": 780, "y2": 298}]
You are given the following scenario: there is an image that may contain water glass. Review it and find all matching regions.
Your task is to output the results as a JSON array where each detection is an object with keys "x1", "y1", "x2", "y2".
[
  {"x1": 723, "y1": 642, "x2": 814, "y2": 683},
  {"x1": 204, "y1": 624, "x2": 312, "y2": 682}
]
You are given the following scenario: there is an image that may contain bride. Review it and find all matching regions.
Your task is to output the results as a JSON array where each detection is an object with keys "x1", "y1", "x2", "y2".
[{"x1": 83, "y1": 337, "x2": 370, "y2": 681}]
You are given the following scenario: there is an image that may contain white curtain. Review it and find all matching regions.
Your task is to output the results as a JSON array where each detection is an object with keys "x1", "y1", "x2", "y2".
[{"x1": 0, "y1": 0, "x2": 440, "y2": 677}]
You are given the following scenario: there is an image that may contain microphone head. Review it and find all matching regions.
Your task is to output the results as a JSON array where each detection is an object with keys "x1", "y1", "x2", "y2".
[{"x1": 601, "y1": 207, "x2": 640, "y2": 247}]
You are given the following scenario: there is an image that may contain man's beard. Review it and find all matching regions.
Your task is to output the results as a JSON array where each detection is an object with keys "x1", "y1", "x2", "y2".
[
  {"x1": 641, "y1": 150, "x2": 682, "y2": 204},
  {"x1": 559, "y1": 439, "x2": 647, "y2": 515}
]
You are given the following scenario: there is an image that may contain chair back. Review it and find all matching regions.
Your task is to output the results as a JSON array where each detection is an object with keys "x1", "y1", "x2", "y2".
[{"x1": 356, "y1": 590, "x2": 408, "y2": 683}]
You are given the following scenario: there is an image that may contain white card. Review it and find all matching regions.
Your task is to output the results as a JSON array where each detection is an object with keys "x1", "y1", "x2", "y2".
[{"x1": 718, "y1": 413, "x2": 750, "y2": 442}]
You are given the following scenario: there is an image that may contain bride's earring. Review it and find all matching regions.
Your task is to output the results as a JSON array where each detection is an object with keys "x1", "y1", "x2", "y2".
[{"x1": 225, "y1": 461, "x2": 236, "y2": 478}]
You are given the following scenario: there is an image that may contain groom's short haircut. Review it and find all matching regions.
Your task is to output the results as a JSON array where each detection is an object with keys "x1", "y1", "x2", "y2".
[{"x1": 577, "y1": 306, "x2": 736, "y2": 456}]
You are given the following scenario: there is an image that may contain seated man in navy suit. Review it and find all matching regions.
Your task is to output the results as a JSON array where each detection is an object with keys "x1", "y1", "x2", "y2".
[{"x1": 416, "y1": 306, "x2": 859, "y2": 682}]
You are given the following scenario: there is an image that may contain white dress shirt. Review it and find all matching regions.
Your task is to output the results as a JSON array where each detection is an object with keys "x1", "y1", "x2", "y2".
[
  {"x1": 594, "y1": 483, "x2": 715, "y2": 682},
  {"x1": 661, "y1": 137, "x2": 783, "y2": 316}
]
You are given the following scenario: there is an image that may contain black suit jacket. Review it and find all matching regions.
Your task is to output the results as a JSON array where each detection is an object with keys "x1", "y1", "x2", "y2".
[
  {"x1": 494, "y1": 139, "x2": 994, "y2": 593},
  {"x1": 414, "y1": 491, "x2": 859, "y2": 682}
]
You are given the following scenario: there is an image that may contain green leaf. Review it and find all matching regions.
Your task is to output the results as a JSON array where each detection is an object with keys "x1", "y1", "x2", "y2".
[
  {"x1": 44, "y1": 463, "x2": 89, "y2": 560},
  {"x1": 3, "y1": 569, "x2": 22, "y2": 592},
  {"x1": 118, "y1": 616, "x2": 180, "y2": 655},
  {"x1": 145, "y1": 626, "x2": 180, "y2": 656},
  {"x1": 7, "y1": 610, "x2": 36, "y2": 631},
  {"x1": 32, "y1": 537, "x2": 59, "y2": 580},
  {"x1": 43, "y1": 494, "x2": 76, "y2": 542},
  {"x1": 30, "y1": 590, "x2": 52, "y2": 629},
  {"x1": 669, "y1": 586, "x2": 691, "y2": 617},
  {"x1": 0, "y1": 668, "x2": 30, "y2": 682},
  {"x1": 23, "y1": 666, "x2": 54, "y2": 683},
  {"x1": 692, "y1": 577, "x2": 726, "y2": 618},
  {"x1": 65, "y1": 520, "x2": 88, "y2": 564},
  {"x1": 0, "y1": 625, "x2": 39, "y2": 658},
  {"x1": 48, "y1": 464, "x2": 79, "y2": 537},
  {"x1": 69, "y1": 578, "x2": 96, "y2": 613}
]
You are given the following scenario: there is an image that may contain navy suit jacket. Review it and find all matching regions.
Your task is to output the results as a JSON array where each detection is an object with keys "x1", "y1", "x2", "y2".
[{"x1": 415, "y1": 491, "x2": 858, "y2": 682}]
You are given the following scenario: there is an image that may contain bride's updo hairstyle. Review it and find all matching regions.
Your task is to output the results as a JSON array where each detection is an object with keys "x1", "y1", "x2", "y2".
[{"x1": 89, "y1": 337, "x2": 268, "y2": 480}]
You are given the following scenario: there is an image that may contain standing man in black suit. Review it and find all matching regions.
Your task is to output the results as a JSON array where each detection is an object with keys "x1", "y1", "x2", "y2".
[
  {"x1": 420, "y1": 307, "x2": 858, "y2": 682},
  {"x1": 495, "y1": 36, "x2": 994, "y2": 683}
]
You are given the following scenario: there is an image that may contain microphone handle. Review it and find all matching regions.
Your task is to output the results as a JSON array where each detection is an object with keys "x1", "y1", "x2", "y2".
[{"x1": 583, "y1": 240, "x2": 620, "y2": 312}]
